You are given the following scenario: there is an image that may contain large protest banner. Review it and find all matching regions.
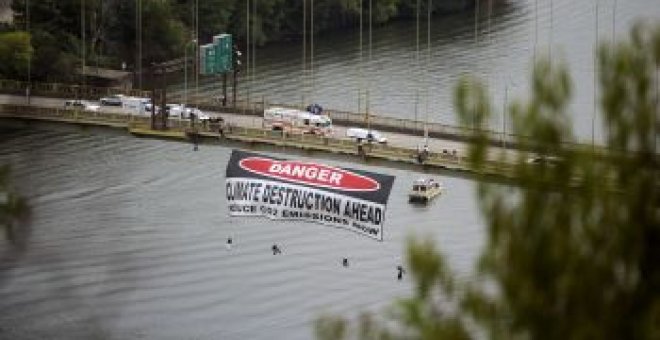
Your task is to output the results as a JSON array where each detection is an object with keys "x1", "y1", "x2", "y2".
[{"x1": 226, "y1": 150, "x2": 395, "y2": 241}]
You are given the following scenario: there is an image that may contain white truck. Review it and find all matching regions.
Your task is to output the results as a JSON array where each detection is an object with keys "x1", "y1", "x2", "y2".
[
  {"x1": 263, "y1": 107, "x2": 333, "y2": 136},
  {"x1": 121, "y1": 96, "x2": 151, "y2": 115}
]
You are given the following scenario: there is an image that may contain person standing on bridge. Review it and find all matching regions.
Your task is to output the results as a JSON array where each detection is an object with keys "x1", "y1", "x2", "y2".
[
  {"x1": 357, "y1": 140, "x2": 366, "y2": 157},
  {"x1": 218, "y1": 119, "x2": 225, "y2": 137}
]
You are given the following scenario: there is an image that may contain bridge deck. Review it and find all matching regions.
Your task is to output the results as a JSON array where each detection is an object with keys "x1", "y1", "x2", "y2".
[{"x1": 0, "y1": 103, "x2": 516, "y2": 179}]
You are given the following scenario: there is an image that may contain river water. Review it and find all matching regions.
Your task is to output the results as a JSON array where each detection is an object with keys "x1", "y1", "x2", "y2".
[
  {"x1": 180, "y1": 0, "x2": 659, "y2": 142},
  {"x1": 0, "y1": 127, "x2": 484, "y2": 339}
]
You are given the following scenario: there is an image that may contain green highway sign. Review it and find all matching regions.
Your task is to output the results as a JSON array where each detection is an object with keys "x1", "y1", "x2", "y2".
[
  {"x1": 213, "y1": 34, "x2": 233, "y2": 73},
  {"x1": 199, "y1": 44, "x2": 215, "y2": 75},
  {"x1": 200, "y1": 33, "x2": 233, "y2": 75}
]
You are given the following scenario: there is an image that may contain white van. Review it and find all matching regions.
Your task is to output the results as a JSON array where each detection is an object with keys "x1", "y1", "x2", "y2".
[
  {"x1": 121, "y1": 96, "x2": 151, "y2": 115},
  {"x1": 346, "y1": 128, "x2": 387, "y2": 144},
  {"x1": 263, "y1": 107, "x2": 333, "y2": 136}
]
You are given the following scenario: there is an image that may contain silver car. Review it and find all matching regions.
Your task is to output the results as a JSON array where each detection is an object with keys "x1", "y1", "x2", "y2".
[{"x1": 64, "y1": 100, "x2": 100, "y2": 112}]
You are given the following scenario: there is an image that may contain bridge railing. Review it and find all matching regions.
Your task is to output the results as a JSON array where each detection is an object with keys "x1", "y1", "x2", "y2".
[
  {"x1": 3, "y1": 104, "x2": 522, "y2": 176},
  {"x1": 193, "y1": 98, "x2": 511, "y2": 146},
  {"x1": 2, "y1": 79, "x2": 604, "y2": 156},
  {"x1": 192, "y1": 98, "x2": 612, "y2": 155}
]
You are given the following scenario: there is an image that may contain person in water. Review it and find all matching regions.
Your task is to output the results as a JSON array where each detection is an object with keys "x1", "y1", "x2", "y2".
[
  {"x1": 397, "y1": 265, "x2": 406, "y2": 280},
  {"x1": 272, "y1": 244, "x2": 282, "y2": 255},
  {"x1": 342, "y1": 258, "x2": 349, "y2": 267},
  {"x1": 226, "y1": 237, "x2": 233, "y2": 250}
]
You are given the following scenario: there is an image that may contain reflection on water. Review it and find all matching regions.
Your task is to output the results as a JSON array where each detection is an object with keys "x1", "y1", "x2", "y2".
[{"x1": 0, "y1": 128, "x2": 483, "y2": 339}]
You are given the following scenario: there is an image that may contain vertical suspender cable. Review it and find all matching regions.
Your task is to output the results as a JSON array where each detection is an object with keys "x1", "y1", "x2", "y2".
[
  {"x1": 82, "y1": 0, "x2": 86, "y2": 92},
  {"x1": 26, "y1": 0, "x2": 30, "y2": 98},
  {"x1": 135, "y1": 0, "x2": 138, "y2": 90},
  {"x1": 367, "y1": 0, "x2": 372, "y2": 129},
  {"x1": 549, "y1": 0, "x2": 553, "y2": 60},
  {"x1": 487, "y1": 0, "x2": 492, "y2": 43},
  {"x1": 302, "y1": 0, "x2": 306, "y2": 106},
  {"x1": 246, "y1": 0, "x2": 250, "y2": 105},
  {"x1": 253, "y1": 0, "x2": 257, "y2": 103},
  {"x1": 593, "y1": 0, "x2": 599, "y2": 148},
  {"x1": 139, "y1": 0, "x2": 143, "y2": 89},
  {"x1": 473, "y1": 0, "x2": 479, "y2": 128},
  {"x1": 415, "y1": 0, "x2": 419, "y2": 125},
  {"x1": 425, "y1": 0, "x2": 431, "y2": 143},
  {"x1": 534, "y1": 0, "x2": 538, "y2": 62},
  {"x1": 195, "y1": 0, "x2": 199, "y2": 107},
  {"x1": 612, "y1": 0, "x2": 616, "y2": 42},
  {"x1": 474, "y1": 0, "x2": 479, "y2": 45},
  {"x1": 358, "y1": 0, "x2": 362, "y2": 114},
  {"x1": 138, "y1": 0, "x2": 142, "y2": 90},
  {"x1": 311, "y1": 0, "x2": 314, "y2": 101}
]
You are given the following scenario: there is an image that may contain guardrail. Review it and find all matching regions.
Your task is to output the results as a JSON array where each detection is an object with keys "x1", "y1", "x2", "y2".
[
  {"x1": 187, "y1": 98, "x2": 611, "y2": 156},
  {"x1": 185, "y1": 97, "x2": 555, "y2": 151},
  {"x1": 184, "y1": 96, "x2": 508, "y2": 145},
  {"x1": 4, "y1": 103, "x2": 635, "y2": 183}
]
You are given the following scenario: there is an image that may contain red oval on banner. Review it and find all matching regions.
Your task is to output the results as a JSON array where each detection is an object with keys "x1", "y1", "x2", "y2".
[{"x1": 239, "y1": 157, "x2": 380, "y2": 192}]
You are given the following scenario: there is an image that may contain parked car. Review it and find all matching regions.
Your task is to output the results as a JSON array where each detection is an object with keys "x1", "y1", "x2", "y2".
[
  {"x1": 100, "y1": 94, "x2": 124, "y2": 106},
  {"x1": 346, "y1": 127, "x2": 387, "y2": 144},
  {"x1": 64, "y1": 100, "x2": 100, "y2": 112}
]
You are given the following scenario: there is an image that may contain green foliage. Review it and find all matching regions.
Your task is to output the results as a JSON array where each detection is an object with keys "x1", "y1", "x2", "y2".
[
  {"x1": 315, "y1": 22, "x2": 660, "y2": 340},
  {"x1": 29, "y1": 29, "x2": 79, "y2": 81},
  {"x1": 4, "y1": 0, "x2": 472, "y2": 82},
  {"x1": 140, "y1": 0, "x2": 187, "y2": 63},
  {"x1": 0, "y1": 31, "x2": 32, "y2": 79}
]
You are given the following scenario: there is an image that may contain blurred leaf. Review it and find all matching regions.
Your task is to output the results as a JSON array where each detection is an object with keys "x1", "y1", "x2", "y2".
[{"x1": 316, "y1": 22, "x2": 660, "y2": 340}]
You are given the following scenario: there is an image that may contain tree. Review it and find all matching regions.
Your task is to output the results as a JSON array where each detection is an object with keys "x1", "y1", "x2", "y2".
[
  {"x1": 3, "y1": 0, "x2": 477, "y2": 82},
  {"x1": 10, "y1": 0, "x2": 86, "y2": 80},
  {"x1": 171, "y1": 0, "x2": 235, "y2": 42},
  {"x1": 316, "y1": 22, "x2": 660, "y2": 340},
  {"x1": 0, "y1": 31, "x2": 32, "y2": 79},
  {"x1": 99, "y1": 0, "x2": 187, "y2": 66}
]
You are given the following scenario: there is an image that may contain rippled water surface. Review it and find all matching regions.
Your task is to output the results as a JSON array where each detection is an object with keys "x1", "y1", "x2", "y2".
[{"x1": 0, "y1": 127, "x2": 484, "y2": 339}]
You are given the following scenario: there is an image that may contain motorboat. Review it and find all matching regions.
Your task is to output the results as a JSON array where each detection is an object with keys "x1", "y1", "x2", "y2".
[{"x1": 408, "y1": 178, "x2": 443, "y2": 203}]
